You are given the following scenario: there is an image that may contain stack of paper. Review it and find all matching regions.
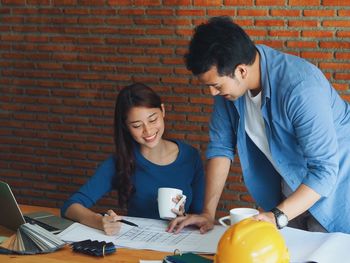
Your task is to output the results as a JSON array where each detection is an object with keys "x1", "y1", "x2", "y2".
[{"x1": 0, "y1": 223, "x2": 65, "y2": 254}]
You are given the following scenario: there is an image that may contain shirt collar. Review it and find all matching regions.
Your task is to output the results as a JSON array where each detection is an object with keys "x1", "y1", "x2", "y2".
[{"x1": 256, "y1": 45, "x2": 271, "y2": 105}]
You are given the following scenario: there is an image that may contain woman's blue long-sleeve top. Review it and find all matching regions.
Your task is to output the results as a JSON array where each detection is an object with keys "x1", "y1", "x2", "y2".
[
  {"x1": 206, "y1": 44, "x2": 350, "y2": 233},
  {"x1": 61, "y1": 140, "x2": 205, "y2": 219}
]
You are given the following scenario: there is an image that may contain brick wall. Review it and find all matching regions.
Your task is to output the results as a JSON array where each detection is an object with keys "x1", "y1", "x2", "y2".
[{"x1": 1, "y1": 0, "x2": 349, "y2": 218}]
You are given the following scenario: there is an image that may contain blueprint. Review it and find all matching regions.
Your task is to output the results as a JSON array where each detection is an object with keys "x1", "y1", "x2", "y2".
[{"x1": 58, "y1": 216, "x2": 226, "y2": 253}]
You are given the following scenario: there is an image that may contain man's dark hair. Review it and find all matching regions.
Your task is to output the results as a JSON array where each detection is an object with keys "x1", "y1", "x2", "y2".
[{"x1": 185, "y1": 16, "x2": 257, "y2": 76}]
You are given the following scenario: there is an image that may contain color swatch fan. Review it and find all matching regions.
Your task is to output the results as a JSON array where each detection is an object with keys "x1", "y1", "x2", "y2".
[{"x1": 0, "y1": 223, "x2": 65, "y2": 254}]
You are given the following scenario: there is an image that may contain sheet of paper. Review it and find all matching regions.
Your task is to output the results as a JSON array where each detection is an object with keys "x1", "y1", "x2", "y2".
[
  {"x1": 58, "y1": 216, "x2": 226, "y2": 254},
  {"x1": 281, "y1": 227, "x2": 350, "y2": 263}
]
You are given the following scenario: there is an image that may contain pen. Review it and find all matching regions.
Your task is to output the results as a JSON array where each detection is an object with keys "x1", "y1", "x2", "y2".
[
  {"x1": 117, "y1": 219, "x2": 139, "y2": 227},
  {"x1": 100, "y1": 213, "x2": 139, "y2": 227}
]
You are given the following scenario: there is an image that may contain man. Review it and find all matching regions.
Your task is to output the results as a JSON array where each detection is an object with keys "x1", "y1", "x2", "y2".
[{"x1": 168, "y1": 16, "x2": 350, "y2": 234}]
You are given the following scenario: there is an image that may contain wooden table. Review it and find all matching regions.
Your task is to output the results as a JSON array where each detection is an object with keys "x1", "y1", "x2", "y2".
[{"x1": 0, "y1": 205, "x2": 183, "y2": 263}]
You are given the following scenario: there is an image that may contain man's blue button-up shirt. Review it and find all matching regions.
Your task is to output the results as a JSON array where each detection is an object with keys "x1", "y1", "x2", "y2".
[{"x1": 206, "y1": 45, "x2": 350, "y2": 233}]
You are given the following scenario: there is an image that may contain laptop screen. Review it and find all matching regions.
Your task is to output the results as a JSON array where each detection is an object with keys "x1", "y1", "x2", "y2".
[
  {"x1": 0, "y1": 181, "x2": 26, "y2": 231},
  {"x1": 0, "y1": 181, "x2": 74, "y2": 234}
]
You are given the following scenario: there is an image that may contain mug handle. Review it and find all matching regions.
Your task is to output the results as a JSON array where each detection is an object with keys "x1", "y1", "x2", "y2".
[{"x1": 218, "y1": 216, "x2": 230, "y2": 227}]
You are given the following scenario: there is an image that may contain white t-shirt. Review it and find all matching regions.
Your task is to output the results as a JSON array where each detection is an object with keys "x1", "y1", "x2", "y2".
[{"x1": 244, "y1": 90, "x2": 292, "y2": 197}]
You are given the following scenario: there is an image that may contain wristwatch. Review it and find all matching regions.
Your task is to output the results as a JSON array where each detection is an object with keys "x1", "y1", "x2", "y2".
[{"x1": 270, "y1": 207, "x2": 289, "y2": 229}]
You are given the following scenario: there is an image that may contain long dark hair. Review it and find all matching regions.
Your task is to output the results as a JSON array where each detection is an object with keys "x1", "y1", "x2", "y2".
[
  {"x1": 185, "y1": 16, "x2": 257, "y2": 76},
  {"x1": 113, "y1": 83, "x2": 162, "y2": 206}
]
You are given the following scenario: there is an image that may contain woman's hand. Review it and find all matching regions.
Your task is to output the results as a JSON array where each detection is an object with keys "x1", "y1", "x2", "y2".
[
  {"x1": 101, "y1": 209, "x2": 122, "y2": 236},
  {"x1": 171, "y1": 194, "x2": 186, "y2": 217}
]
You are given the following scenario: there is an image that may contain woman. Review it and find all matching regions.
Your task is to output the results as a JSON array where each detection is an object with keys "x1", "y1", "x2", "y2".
[{"x1": 61, "y1": 83, "x2": 205, "y2": 235}]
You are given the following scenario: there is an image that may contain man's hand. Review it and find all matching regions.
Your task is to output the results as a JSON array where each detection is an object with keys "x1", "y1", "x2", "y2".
[
  {"x1": 166, "y1": 213, "x2": 214, "y2": 234},
  {"x1": 254, "y1": 212, "x2": 276, "y2": 226}
]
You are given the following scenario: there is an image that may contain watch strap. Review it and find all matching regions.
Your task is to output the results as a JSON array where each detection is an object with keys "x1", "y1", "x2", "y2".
[{"x1": 270, "y1": 207, "x2": 288, "y2": 229}]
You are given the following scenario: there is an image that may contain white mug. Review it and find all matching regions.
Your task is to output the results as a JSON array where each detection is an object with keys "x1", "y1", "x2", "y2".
[
  {"x1": 157, "y1": 187, "x2": 186, "y2": 220},
  {"x1": 218, "y1": 207, "x2": 259, "y2": 227}
]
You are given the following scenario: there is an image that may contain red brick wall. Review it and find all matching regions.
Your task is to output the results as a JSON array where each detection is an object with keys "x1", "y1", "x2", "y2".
[{"x1": 1, "y1": 1, "x2": 349, "y2": 218}]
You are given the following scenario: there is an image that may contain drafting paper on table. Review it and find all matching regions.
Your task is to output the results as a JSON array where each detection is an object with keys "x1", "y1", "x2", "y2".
[
  {"x1": 58, "y1": 216, "x2": 226, "y2": 254},
  {"x1": 281, "y1": 226, "x2": 350, "y2": 263}
]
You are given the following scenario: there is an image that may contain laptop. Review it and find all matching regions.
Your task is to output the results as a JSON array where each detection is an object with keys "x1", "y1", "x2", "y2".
[{"x1": 0, "y1": 181, "x2": 73, "y2": 234}]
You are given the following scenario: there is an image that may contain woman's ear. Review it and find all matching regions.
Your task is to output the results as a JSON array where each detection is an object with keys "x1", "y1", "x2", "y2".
[{"x1": 161, "y1": 103, "x2": 165, "y2": 118}]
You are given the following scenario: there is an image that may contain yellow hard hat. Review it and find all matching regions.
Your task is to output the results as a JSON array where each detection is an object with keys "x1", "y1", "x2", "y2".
[{"x1": 215, "y1": 218, "x2": 290, "y2": 263}]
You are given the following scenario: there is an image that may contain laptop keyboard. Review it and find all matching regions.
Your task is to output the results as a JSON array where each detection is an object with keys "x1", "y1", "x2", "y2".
[{"x1": 23, "y1": 215, "x2": 60, "y2": 232}]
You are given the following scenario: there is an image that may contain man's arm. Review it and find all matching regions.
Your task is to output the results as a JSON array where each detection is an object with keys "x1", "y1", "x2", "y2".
[
  {"x1": 255, "y1": 184, "x2": 321, "y2": 226},
  {"x1": 277, "y1": 184, "x2": 321, "y2": 220},
  {"x1": 167, "y1": 156, "x2": 231, "y2": 234},
  {"x1": 202, "y1": 157, "x2": 231, "y2": 219}
]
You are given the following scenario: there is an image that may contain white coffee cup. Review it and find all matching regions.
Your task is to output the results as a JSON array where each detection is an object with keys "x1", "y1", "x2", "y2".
[
  {"x1": 218, "y1": 207, "x2": 259, "y2": 227},
  {"x1": 158, "y1": 187, "x2": 186, "y2": 220}
]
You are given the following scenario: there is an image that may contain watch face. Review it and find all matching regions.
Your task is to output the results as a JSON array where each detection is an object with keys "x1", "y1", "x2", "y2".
[{"x1": 277, "y1": 214, "x2": 288, "y2": 228}]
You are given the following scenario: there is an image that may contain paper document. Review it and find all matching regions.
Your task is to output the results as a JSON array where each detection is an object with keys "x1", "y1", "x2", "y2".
[
  {"x1": 281, "y1": 227, "x2": 350, "y2": 263},
  {"x1": 58, "y1": 216, "x2": 226, "y2": 254}
]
